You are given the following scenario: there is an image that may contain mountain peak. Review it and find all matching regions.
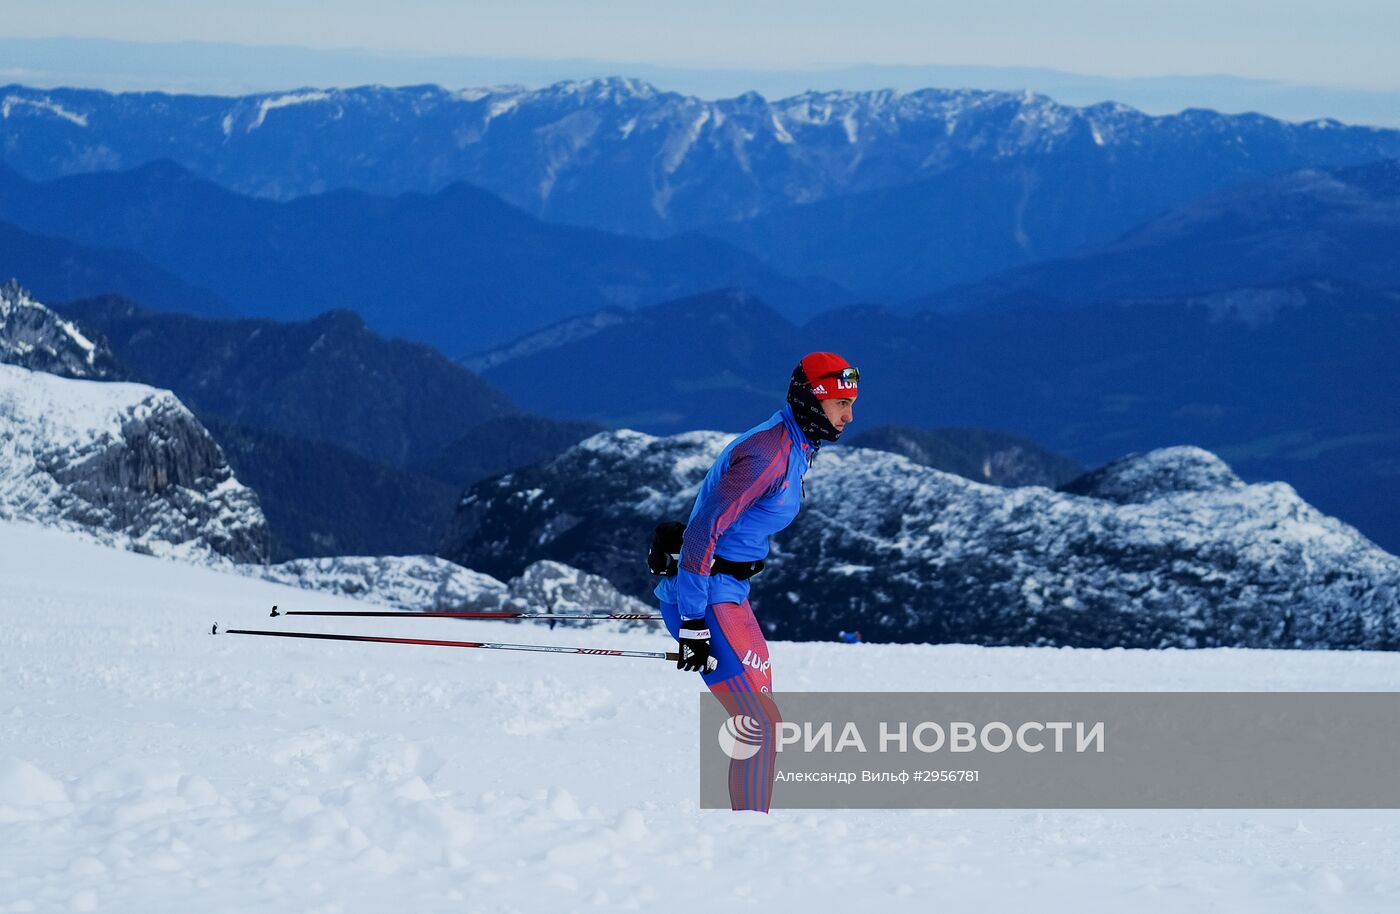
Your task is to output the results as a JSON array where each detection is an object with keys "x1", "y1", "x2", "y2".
[
  {"x1": 123, "y1": 158, "x2": 202, "y2": 184},
  {"x1": 1059, "y1": 446, "x2": 1244, "y2": 505},
  {"x1": 545, "y1": 76, "x2": 662, "y2": 102},
  {"x1": 0, "y1": 282, "x2": 126, "y2": 380},
  {"x1": 0, "y1": 277, "x2": 30, "y2": 308},
  {"x1": 308, "y1": 308, "x2": 368, "y2": 333}
]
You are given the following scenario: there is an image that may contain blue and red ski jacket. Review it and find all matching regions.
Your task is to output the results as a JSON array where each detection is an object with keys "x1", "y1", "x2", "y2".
[{"x1": 656, "y1": 404, "x2": 815, "y2": 620}]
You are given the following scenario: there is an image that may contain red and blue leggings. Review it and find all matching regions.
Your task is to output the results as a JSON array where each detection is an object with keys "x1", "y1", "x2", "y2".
[{"x1": 660, "y1": 599, "x2": 780, "y2": 812}]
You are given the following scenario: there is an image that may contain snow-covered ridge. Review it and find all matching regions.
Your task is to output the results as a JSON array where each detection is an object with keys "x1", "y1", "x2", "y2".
[
  {"x1": 444, "y1": 429, "x2": 1400, "y2": 649},
  {"x1": 6, "y1": 80, "x2": 1399, "y2": 236},
  {"x1": 0, "y1": 280, "x2": 122, "y2": 380},
  {"x1": 461, "y1": 308, "x2": 630, "y2": 373},
  {"x1": 0, "y1": 362, "x2": 270, "y2": 563},
  {"x1": 219, "y1": 88, "x2": 339, "y2": 135}
]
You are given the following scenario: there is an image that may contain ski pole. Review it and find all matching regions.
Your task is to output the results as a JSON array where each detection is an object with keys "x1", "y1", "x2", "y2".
[
  {"x1": 222, "y1": 626, "x2": 687, "y2": 663},
  {"x1": 268, "y1": 605, "x2": 661, "y2": 621}
]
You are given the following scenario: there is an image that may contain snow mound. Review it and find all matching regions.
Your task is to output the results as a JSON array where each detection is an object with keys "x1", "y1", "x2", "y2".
[{"x1": 0, "y1": 757, "x2": 68, "y2": 806}]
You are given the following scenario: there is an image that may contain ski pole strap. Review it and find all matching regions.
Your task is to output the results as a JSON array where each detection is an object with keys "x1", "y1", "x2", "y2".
[{"x1": 223, "y1": 627, "x2": 680, "y2": 662}]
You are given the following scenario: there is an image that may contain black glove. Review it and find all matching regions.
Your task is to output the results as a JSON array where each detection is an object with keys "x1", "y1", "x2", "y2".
[
  {"x1": 677, "y1": 618, "x2": 716, "y2": 673},
  {"x1": 647, "y1": 521, "x2": 686, "y2": 576}
]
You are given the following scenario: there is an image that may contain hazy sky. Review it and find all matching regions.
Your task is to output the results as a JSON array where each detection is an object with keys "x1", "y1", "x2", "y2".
[{"x1": 4, "y1": 0, "x2": 1399, "y2": 90}]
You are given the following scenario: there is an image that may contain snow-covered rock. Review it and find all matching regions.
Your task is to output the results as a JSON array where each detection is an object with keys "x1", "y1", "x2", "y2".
[
  {"x1": 443, "y1": 430, "x2": 1400, "y2": 649},
  {"x1": 0, "y1": 340, "x2": 629, "y2": 611},
  {"x1": 0, "y1": 280, "x2": 125, "y2": 380},
  {"x1": 501, "y1": 559, "x2": 653, "y2": 617},
  {"x1": 0, "y1": 362, "x2": 270, "y2": 563},
  {"x1": 247, "y1": 555, "x2": 652, "y2": 618},
  {"x1": 1060, "y1": 446, "x2": 1245, "y2": 504},
  {"x1": 251, "y1": 555, "x2": 509, "y2": 613}
]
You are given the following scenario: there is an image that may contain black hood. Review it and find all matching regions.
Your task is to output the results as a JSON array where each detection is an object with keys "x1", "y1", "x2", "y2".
[{"x1": 787, "y1": 365, "x2": 843, "y2": 444}]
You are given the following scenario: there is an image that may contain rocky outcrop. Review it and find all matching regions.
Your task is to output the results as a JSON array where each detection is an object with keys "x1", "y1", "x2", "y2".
[
  {"x1": 0, "y1": 280, "x2": 126, "y2": 380},
  {"x1": 253, "y1": 555, "x2": 508, "y2": 612},
  {"x1": 0, "y1": 362, "x2": 270, "y2": 563},
  {"x1": 501, "y1": 560, "x2": 652, "y2": 616},
  {"x1": 250, "y1": 554, "x2": 651, "y2": 619}
]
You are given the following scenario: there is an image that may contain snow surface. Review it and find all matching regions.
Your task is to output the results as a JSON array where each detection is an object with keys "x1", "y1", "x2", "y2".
[
  {"x1": 4, "y1": 519, "x2": 1400, "y2": 912},
  {"x1": 0, "y1": 363, "x2": 166, "y2": 444}
]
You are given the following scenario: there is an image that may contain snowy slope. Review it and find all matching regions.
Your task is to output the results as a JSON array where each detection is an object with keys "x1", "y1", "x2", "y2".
[
  {"x1": 4, "y1": 521, "x2": 1400, "y2": 913},
  {"x1": 0, "y1": 363, "x2": 269, "y2": 562}
]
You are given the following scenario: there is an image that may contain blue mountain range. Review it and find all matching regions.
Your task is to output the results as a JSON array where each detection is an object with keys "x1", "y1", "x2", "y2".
[
  {"x1": 0, "y1": 158, "x2": 840, "y2": 352},
  {"x1": 6, "y1": 79, "x2": 1400, "y2": 305},
  {"x1": 3, "y1": 79, "x2": 1398, "y2": 554}
]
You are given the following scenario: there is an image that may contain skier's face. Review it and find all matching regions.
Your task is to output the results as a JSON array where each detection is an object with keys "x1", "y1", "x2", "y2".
[{"x1": 820, "y1": 398, "x2": 854, "y2": 433}]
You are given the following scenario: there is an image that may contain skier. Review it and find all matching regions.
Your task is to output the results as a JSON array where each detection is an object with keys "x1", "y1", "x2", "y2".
[{"x1": 649, "y1": 352, "x2": 859, "y2": 812}]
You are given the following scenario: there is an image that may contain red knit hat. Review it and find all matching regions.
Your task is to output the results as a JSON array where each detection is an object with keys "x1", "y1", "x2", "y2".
[{"x1": 800, "y1": 352, "x2": 859, "y2": 401}]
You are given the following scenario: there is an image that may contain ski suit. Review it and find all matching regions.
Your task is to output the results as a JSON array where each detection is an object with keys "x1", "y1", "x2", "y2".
[{"x1": 656, "y1": 404, "x2": 814, "y2": 812}]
